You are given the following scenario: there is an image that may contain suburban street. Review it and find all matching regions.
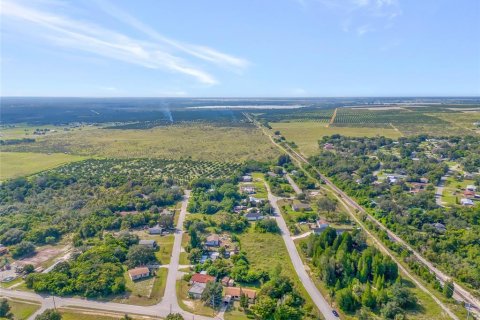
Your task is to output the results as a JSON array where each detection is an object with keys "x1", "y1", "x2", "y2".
[
  {"x1": 281, "y1": 142, "x2": 478, "y2": 318},
  {"x1": 1, "y1": 190, "x2": 218, "y2": 320},
  {"x1": 262, "y1": 180, "x2": 338, "y2": 320}
]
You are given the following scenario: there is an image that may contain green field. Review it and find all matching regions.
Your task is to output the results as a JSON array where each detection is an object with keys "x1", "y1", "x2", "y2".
[
  {"x1": 0, "y1": 152, "x2": 87, "y2": 180},
  {"x1": 270, "y1": 121, "x2": 402, "y2": 156},
  {"x1": 1, "y1": 124, "x2": 280, "y2": 162},
  {"x1": 2, "y1": 299, "x2": 40, "y2": 320}
]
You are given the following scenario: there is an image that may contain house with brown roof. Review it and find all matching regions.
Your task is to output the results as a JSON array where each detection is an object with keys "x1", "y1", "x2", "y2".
[
  {"x1": 190, "y1": 273, "x2": 216, "y2": 285},
  {"x1": 128, "y1": 267, "x2": 150, "y2": 281},
  {"x1": 223, "y1": 287, "x2": 257, "y2": 303}
]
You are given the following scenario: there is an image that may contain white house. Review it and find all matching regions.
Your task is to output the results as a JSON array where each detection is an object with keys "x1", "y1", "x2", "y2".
[{"x1": 461, "y1": 198, "x2": 474, "y2": 206}]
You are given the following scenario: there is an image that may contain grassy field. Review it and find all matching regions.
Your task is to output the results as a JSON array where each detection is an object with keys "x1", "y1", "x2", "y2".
[
  {"x1": 237, "y1": 225, "x2": 320, "y2": 318},
  {"x1": 1, "y1": 124, "x2": 280, "y2": 162},
  {"x1": 0, "y1": 151, "x2": 87, "y2": 180},
  {"x1": 2, "y1": 298, "x2": 40, "y2": 320},
  {"x1": 270, "y1": 121, "x2": 402, "y2": 156},
  {"x1": 59, "y1": 309, "x2": 155, "y2": 320},
  {"x1": 428, "y1": 112, "x2": 480, "y2": 133}
]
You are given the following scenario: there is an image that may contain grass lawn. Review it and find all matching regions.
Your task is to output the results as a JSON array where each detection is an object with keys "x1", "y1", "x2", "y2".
[
  {"x1": 0, "y1": 152, "x2": 87, "y2": 180},
  {"x1": 110, "y1": 267, "x2": 167, "y2": 306},
  {"x1": 176, "y1": 279, "x2": 218, "y2": 317},
  {"x1": 2, "y1": 124, "x2": 280, "y2": 162},
  {"x1": 237, "y1": 225, "x2": 320, "y2": 318},
  {"x1": 224, "y1": 301, "x2": 253, "y2": 320},
  {"x1": 155, "y1": 234, "x2": 174, "y2": 265},
  {"x1": 270, "y1": 121, "x2": 402, "y2": 156},
  {"x1": 2, "y1": 298, "x2": 40, "y2": 320},
  {"x1": 59, "y1": 309, "x2": 153, "y2": 320},
  {"x1": 442, "y1": 176, "x2": 477, "y2": 207},
  {"x1": 251, "y1": 172, "x2": 268, "y2": 198}
]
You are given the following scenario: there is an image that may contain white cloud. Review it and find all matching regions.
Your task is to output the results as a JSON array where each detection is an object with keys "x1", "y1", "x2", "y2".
[
  {"x1": 0, "y1": 0, "x2": 248, "y2": 85},
  {"x1": 317, "y1": 0, "x2": 402, "y2": 35},
  {"x1": 95, "y1": 0, "x2": 249, "y2": 70}
]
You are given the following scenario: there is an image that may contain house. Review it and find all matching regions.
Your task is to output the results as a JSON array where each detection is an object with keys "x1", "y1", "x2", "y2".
[
  {"x1": 420, "y1": 177, "x2": 429, "y2": 184},
  {"x1": 223, "y1": 287, "x2": 257, "y2": 303},
  {"x1": 323, "y1": 143, "x2": 334, "y2": 150},
  {"x1": 241, "y1": 175, "x2": 253, "y2": 182},
  {"x1": 466, "y1": 185, "x2": 477, "y2": 192},
  {"x1": 190, "y1": 273, "x2": 216, "y2": 285},
  {"x1": 128, "y1": 267, "x2": 150, "y2": 281},
  {"x1": 292, "y1": 202, "x2": 312, "y2": 212},
  {"x1": 148, "y1": 225, "x2": 163, "y2": 235},
  {"x1": 312, "y1": 219, "x2": 329, "y2": 234},
  {"x1": 0, "y1": 245, "x2": 8, "y2": 256},
  {"x1": 433, "y1": 223, "x2": 446, "y2": 233},
  {"x1": 461, "y1": 198, "x2": 474, "y2": 206},
  {"x1": 139, "y1": 240, "x2": 157, "y2": 248},
  {"x1": 188, "y1": 282, "x2": 207, "y2": 299},
  {"x1": 221, "y1": 276, "x2": 235, "y2": 287},
  {"x1": 244, "y1": 211, "x2": 264, "y2": 221},
  {"x1": 160, "y1": 209, "x2": 174, "y2": 216},
  {"x1": 205, "y1": 234, "x2": 220, "y2": 247},
  {"x1": 464, "y1": 190, "x2": 475, "y2": 199},
  {"x1": 387, "y1": 175, "x2": 398, "y2": 184},
  {"x1": 241, "y1": 186, "x2": 256, "y2": 194},
  {"x1": 249, "y1": 196, "x2": 264, "y2": 204},
  {"x1": 234, "y1": 205, "x2": 247, "y2": 213}
]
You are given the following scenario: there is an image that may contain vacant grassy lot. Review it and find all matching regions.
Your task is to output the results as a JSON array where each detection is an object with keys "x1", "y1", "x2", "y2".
[
  {"x1": 2, "y1": 124, "x2": 280, "y2": 162},
  {"x1": 237, "y1": 225, "x2": 319, "y2": 317},
  {"x1": 3, "y1": 299, "x2": 40, "y2": 320},
  {"x1": 59, "y1": 309, "x2": 152, "y2": 320},
  {"x1": 429, "y1": 112, "x2": 480, "y2": 134},
  {"x1": 270, "y1": 121, "x2": 402, "y2": 156},
  {"x1": 0, "y1": 152, "x2": 87, "y2": 180}
]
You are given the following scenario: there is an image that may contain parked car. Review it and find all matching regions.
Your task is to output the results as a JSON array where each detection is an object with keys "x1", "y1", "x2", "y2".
[{"x1": 332, "y1": 310, "x2": 339, "y2": 318}]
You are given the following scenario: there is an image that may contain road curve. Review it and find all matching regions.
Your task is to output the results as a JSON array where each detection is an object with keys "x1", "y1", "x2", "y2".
[
  {"x1": 1, "y1": 190, "x2": 217, "y2": 320},
  {"x1": 283, "y1": 143, "x2": 478, "y2": 317}
]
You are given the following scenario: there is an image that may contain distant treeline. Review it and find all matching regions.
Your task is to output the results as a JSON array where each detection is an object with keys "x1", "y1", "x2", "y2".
[{"x1": 0, "y1": 138, "x2": 35, "y2": 145}]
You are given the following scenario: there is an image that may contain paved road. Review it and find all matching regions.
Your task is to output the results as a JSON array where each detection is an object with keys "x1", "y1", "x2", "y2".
[
  {"x1": 282, "y1": 143, "x2": 478, "y2": 318},
  {"x1": 246, "y1": 114, "x2": 477, "y2": 319},
  {"x1": 1, "y1": 190, "x2": 218, "y2": 320},
  {"x1": 286, "y1": 173, "x2": 302, "y2": 195},
  {"x1": 435, "y1": 176, "x2": 447, "y2": 207},
  {"x1": 263, "y1": 181, "x2": 338, "y2": 320}
]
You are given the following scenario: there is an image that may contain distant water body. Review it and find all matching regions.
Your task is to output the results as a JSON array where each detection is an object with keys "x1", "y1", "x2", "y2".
[{"x1": 186, "y1": 105, "x2": 305, "y2": 109}]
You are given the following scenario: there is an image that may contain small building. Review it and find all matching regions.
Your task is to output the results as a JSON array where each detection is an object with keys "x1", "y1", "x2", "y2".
[
  {"x1": 312, "y1": 219, "x2": 330, "y2": 234},
  {"x1": 128, "y1": 267, "x2": 150, "y2": 281},
  {"x1": 148, "y1": 225, "x2": 163, "y2": 235},
  {"x1": 461, "y1": 198, "x2": 474, "y2": 206},
  {"x1": 241, "y1": 175, "x2": 253, "y2": 182},
  {"x1": 244, "y1": 211, "x2": 264, "y2": 221},
  {"x1": 323, "y1": 143, "x2": 334, "y2": 150},
  {"x1": 221, "y1": 276, "x2": 231, "y2": 286},
  {"x1": 249, "y1": 196, "x2": 264, "y2": 204},
  {"x1": 139, "y1": 239, "x2": 157, "y2": 248},
  {"x1": 234, "y1": 205, "x2": 247, "y2": 213},
  {"x1": 292, "y1": 202, "x2": 312, "y2": 212},
  {"x1": 0, "y1": 245, "x2": 8, "y2": 256},
  {"x1": 466, "y1": 185, "x2": 477, "y2": 192},
  {"x1": 464, "y1": 190, "x2": 475, "y2": 199},
  {"x1": 205, "y1": 234, "x2": 220, "y2": 247},
  {"x1": 433, "y1": 222, "x2": 446, "y2": 233},
  {"x1": 160, "y1": 209, "x2": 174, "y2": 216},
  {"x1": 387, "y1": 175, "x2": 398, "y2": 184},
  {"x1": 188, "y1": 282, "x2": 207, "y2": 299},
  {"x1": 190, "y1": 273, "x2": 216, "y2": 285},
  {"x1": 420, "y1": 177, "x2": 429, "y2": 184},
  {"x1": 241, "y1": 186, "x2": 256, "y2": 194},
  {"x1": 223, "y1": 287, "x2": 257, "y2": 303}
]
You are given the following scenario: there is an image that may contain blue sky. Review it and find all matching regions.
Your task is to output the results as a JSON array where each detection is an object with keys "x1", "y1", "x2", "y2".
[{"x1": 1, "y1": 0, "x2": 479, "y2": 97}]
